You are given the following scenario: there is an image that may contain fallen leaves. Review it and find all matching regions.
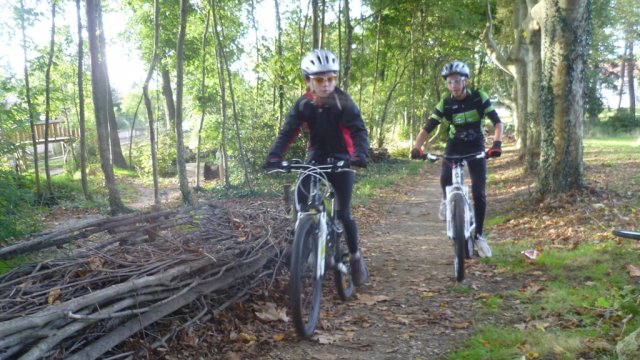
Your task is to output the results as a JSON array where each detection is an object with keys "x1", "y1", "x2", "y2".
[
  {"x1": 253, "y1": 302, "x2": 289, "y2": 322},
  {"x1": 354, "y1": 293, "x2": 390, "y2": 305}
]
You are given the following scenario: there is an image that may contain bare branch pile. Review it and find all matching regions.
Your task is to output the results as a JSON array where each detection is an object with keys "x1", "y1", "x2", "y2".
[{"x1": 0, "y1": 200, "x2": 291, "y2": 360}]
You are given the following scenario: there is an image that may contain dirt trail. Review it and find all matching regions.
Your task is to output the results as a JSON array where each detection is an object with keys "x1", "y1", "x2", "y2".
[{"x1": 264, "y1": 164, "x2": 501, "y2": 360}]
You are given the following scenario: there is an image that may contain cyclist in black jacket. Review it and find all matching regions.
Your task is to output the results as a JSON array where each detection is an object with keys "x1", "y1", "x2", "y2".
[
  {"x1": 264, "y1": 49, "x2": 370, "y2": 286},
  {"x1": 411, "y1": 60, "x2": 503, "y2": 258}
]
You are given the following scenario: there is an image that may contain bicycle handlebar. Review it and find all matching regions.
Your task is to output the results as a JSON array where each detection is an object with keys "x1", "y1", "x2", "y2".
[
  {"x1": 424, "y1": 152, "x2": 486, "y2": 163},
  {"x1": 267, "y1": 159, "x2": 354, "y2": 174}
]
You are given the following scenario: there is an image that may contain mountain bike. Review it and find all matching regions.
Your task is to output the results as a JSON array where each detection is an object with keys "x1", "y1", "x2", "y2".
[
  {"x1": 425, "y1": 151, "x2": 486, "y2": 282},
  {"x1": 612, "y1": 230, "x2": 640, "y2": 240},
  {"x1": 268, "y1": 159, "x2": 355, "y2": 338}
]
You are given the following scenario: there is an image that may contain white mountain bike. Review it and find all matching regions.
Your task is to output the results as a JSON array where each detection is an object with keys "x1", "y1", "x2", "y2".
[
  {"x1": 268, "y1": 159, "x2": 355, "y2": 338},
  {"x1": 426, "y1": 152, "x2": 486, "y2": 282}
]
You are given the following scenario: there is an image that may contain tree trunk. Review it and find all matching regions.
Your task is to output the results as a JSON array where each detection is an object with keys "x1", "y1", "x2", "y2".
[
  {"x1": 86, "y1": 0, "x2": 127, "y2": 215},
  {"x1": 161, "y1": 69, "x2": 176, "y2": 132},
  {"x1": 175, "y1": 0, "x2": 193, "y2": 205},
  {"x1": 92, "y1": 3, "x2": 127, "y2": 169},
  {"x1": 44, "y1": 2, "x2": 56, "y2": 197},
  {"x1": 142, "y1": 0, "x2": 160, "y2": 208},
  {"x1": 274, "y1": 0, "x2": 284, "y2": 128},
  {"x1": 370, "y1": 13, "x2": 382, "y2": 139},
  {"x1": 343, "y1": 0, "x2": 352, "y2": 93},
  {"x1": 628, "y1": 40, "x2": 636, "y2": 120},
  {"x1": 107, "y1": 90, "x2": 128, "y2": 169},
  {"x1": 312, "y1": 0, "x2": 319, "y2": 48},
  {"x1": 196, "y1": 9, "x2": 211, "y2": 189},
  {"x1": 215, "y1": 7, "x2": 252, "y2": 190},
  {"x1": 482, "y1": 0, "x2": 542, "y2": 171},
  {"x1": 525, "y1": 0, "x2": 542, "y2": 172},
  {"x1": 537, "y1": 0, "x2": 588, "y2": 195},
  {"x1": 19, "y1": 0, "x2": 41, "y2": 196},
  {"x1": 76, "y1": 0, "x2": 90, "y2": 200},
  {"x1": 320, "y1": 0, "x2": 326, "y2": 48},
  {"x1": 617, "y1": 44, "x2": 627, "y2": 110},
  {"x1": 209, "y1": 0, "x2": 230, "y2": 187}
]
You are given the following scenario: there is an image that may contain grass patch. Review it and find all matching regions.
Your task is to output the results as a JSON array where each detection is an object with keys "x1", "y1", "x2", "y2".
[{"x1": 472, "y1": 133, "x2": 640, "y2": 359}]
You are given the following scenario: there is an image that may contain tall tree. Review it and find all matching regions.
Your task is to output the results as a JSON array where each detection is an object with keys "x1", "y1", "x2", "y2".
[
  {"x1": 76, "y1": 0, "x2": 90, "y2": 200},
  {"x1": 196, "y1": 7, "x2": 211, "y2": 190},
  {"x1": 212, "y1": 0, "x2": 251, "y2": 190},
  {"x1": 535, "y1": 0, "x2": 589, "y2": 195},
  {"x1": 312, "y1": 0, "x2": 319, "y2": 48},
  {"x1": 482, "y1": 0, "x2": 542, "y2": 172},
  {"x1": 43, "y1": 1, "x2": 56, "y2": 196},
  {"x1": 142, "y1": 0, "x2": 160, "y2": 208},
  {"x1": 175, "y1": 0, "x2": 192, "y2": 205},
  {"x1": 96, "y1": 6, "x2": 127, "y2": 169},
  {"x1": 86, "y1": 0, "x2": 127, "y2": 214},
  {"x1": 343, "y1": 0, "x2": 353, "y2": 92},
  {"x1": 18, "y1": 0, "x2": 41, "y2": 196},
  {"x1": 275, "y1": 0, "x2": 284, "y2": 128}
]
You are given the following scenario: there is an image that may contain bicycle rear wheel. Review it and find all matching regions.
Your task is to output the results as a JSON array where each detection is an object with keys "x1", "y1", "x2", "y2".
[
  {"x1": 289, "y1": 215, "x2": 323, "y2": 338},
  {"x1": 613, "y1": 230, "x2": 640, "y2": 240},
  {"x1": 451, "y1": 193, "x2": 466, "y2": 282}
]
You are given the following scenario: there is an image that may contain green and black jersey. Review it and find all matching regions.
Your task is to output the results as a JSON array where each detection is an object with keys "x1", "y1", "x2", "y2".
[{"x1": 423, "y1": 89, "x2": 501, "y2": 155}]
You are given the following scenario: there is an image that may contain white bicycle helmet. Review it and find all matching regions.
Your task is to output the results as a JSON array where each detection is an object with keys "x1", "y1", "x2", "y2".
[
  {"x1": 300, "y1": 49, "x2": 339, "y2": 76},
  {"x1": 441, "y1": 61, "x2": 471, "y2": 79}
]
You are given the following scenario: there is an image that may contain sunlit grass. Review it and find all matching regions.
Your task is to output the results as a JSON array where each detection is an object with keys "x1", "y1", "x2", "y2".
[{"x1": 469, "y1": 238, "x2": 640, "y2": 358}]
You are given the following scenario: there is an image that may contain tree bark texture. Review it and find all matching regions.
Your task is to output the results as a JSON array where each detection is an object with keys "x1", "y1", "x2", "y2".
[
  {"x1": 142, "y1": 0, "x2": 161, "y2": 208},
  {"x1": 174, "y1": 0, "x2": 193, "y2": 205},
  {"x1": 86, "y1": 0, "x2": 126, "y2": 214},
  {"x1": 76, "y1": 0, "x2": 90, "y2": 200},
  {"x1": 44, "y1": 2, "x2": 56, "y2": 196},
  {"x1": 538, "y1": 0, "x2": 588, "y2": 195},
  {"x1": 162, "y1": 69, "x2": 177, "y2": 132},
  {"x1": 19, "y1": 0, "x2": 41, "y2": 195}
]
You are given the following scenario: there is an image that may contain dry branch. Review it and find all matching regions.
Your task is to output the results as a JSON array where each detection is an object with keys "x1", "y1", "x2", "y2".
[{"x1": 0, "y1": 200, "x2": 291, "y2": 359}]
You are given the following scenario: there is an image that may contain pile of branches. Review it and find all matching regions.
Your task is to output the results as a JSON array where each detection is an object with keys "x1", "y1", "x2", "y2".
[{"x1": 0, "y1": 200, "x2": 291, "y2": 359}]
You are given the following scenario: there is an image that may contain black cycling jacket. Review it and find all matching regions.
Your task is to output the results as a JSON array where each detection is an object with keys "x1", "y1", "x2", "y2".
[{"x1": 268, "y1": 87, "x2": 369, "y2": 163}]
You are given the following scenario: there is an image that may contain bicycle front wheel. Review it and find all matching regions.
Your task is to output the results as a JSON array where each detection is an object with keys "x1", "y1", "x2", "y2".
[
  {"x1": 451, "y1": 193, "x2": 466, "y2": 282},
  {"x1": 289, "y1": 215, "x2": 323, "y2": 338},
  {"x1": 333, "y1": 236, "x2": 354, "y2": 301}
]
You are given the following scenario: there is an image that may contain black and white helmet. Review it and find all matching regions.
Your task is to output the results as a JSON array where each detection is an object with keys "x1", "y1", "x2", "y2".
[
  {"x1": 300, "y1": 49, "x2": 339, "y2": 76},
  {"x1": 441, "y1": 61, "x2": 470, "y2": 79}
]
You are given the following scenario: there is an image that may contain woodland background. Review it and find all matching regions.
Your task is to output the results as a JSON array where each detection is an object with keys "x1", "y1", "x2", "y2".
[{"x1": 0, "y1": 0, "x2": 638, "y2": 239}]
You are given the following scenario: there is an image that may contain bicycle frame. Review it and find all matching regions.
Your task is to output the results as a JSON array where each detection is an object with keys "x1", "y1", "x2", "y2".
[
  {"x1": 428, "y1": 152, "x2": 484, "y2": 241},
  {"x1": 274, "y1": 160, "x2": 351, "y2": 279}
]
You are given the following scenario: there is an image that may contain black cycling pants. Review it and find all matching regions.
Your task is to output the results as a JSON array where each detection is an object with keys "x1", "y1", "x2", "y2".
[
  {"x1": 440, "y1": 157, "x2": 487, "y2": 236},
  {"x1": 296, "y1": 171, "x2": 360, "y2": 254}
]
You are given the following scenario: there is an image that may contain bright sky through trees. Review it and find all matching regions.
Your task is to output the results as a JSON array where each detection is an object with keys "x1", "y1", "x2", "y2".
[{"x1": 1, "y1": 0, "x2": 367, "y2": 94}]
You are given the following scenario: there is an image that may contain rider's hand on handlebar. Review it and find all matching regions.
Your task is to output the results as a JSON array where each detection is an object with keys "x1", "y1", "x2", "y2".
[
  {"x1": 486, "y1": 141, "x2": 502, "y2": 158},
  {"x1": 350, "y1": 154, "x2": 367, "y2": 168},
  {"x1": 262, "y1": 155, "x2": 283, "y2": 169},
  {"x1": 410, "y1": 148, "x2": 424, "y2": 160}
]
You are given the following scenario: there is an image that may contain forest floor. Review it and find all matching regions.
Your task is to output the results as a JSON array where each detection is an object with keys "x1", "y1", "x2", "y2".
[
  {"x1": 39, "y1": 140, "x2": 639, "y2": 359},
  {"x1": 251, "y1": 161, "x2": 522, "y2": 360}
]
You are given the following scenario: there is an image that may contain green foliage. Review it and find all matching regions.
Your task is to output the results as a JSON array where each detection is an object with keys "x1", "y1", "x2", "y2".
[
  {"x1": 131, "y1": 134, "x2": 177, "y2": 177},
  {"x1": 601, "y1": 109, "x2": 639, "y2": 133},
  {"x1": 0, "y1": 168, "x2": 42, "y2": 242}
]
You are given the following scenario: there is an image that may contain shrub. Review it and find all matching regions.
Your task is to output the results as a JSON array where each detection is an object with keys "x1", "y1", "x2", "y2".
[
  {"x1": 0, "y1": 168, "x2": 41, "y2": 242},
  {"x1": 604, "y1": 109, "x2": 639, "y2": 133}
]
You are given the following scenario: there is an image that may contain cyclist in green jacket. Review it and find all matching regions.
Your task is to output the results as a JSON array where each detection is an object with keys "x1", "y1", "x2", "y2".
[{"x1": 411, "y1": 60, "x2": 503, "y2": 258}]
